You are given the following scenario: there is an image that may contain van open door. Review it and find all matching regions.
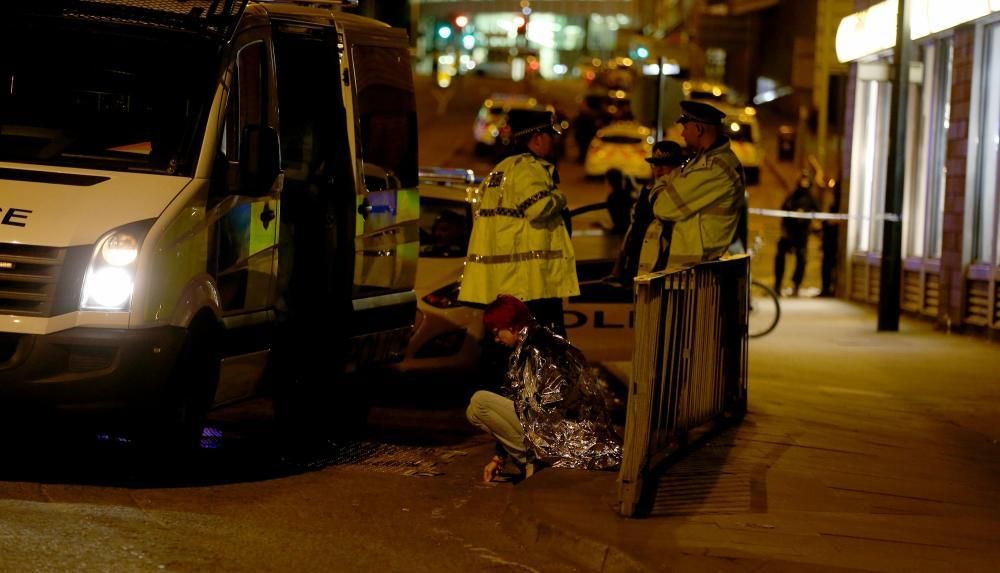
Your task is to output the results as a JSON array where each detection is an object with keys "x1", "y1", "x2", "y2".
[{"x1": 340, "y1": 23, "x2": 419, "y2": 366}]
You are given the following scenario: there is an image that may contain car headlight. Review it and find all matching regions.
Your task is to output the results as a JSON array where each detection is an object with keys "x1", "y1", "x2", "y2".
[{"x1": 80, "y1": 221, "x2": 154, "y2": 311}]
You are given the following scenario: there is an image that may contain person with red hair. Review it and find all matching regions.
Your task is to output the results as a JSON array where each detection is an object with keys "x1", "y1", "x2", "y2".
[{"x1": 466, "y1": 295, "x2": 622, "y2": 483}]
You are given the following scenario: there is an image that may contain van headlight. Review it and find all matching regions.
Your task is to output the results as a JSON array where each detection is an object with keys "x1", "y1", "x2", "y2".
[{"x1": 80, "y1": 221, "x2": 153, "y2": 311}]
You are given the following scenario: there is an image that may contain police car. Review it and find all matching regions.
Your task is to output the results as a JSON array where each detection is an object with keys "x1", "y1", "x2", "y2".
[
  {"x1": 682, "y1": 79, "x2": 737, "y2": 106},
  {"x1": 584, "y1": 121, "x2": 655, "y2": 181},
  {"x1": 473, "y1": 94, "x2": 555, "y2": 154},
  {"x1": 396, "y1": 169, "x2": 634, "y2": 374}
]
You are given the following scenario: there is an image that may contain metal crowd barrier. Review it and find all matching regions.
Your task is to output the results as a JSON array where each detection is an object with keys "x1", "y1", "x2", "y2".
[{"x1": 617, "y1": 256, "x2": 750, "y2": 517}]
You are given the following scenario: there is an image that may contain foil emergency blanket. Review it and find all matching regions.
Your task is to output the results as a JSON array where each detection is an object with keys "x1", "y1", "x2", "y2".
[{"x1": 508, "y1": 326, "x2": 622, "y2": 470}]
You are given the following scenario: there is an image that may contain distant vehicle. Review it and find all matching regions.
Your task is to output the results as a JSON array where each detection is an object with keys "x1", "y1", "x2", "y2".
[
  {"x1": 473, "y1": 48, "x2": 513, "y2": 78},
  {"x1": 584, "y1": 122, "x2": 655, "y2": 181},
  {"x1": 580, "y1": 89, "x2": 634, "y2": 124},
  {"x1": 574, "y1": 89, "x2": 634, "y2": 163},
  {"x1": 682, "y1": 79, "x2": 741, "y2": 106},
  {"x1": 472, "y1": 48, "x2": 540, "y2": 80},
  {"x1": 395, "y1": 170, "x2": 634, "y2": 374},
  {"x1": 718, "y1": 105, "x2": 763, "y2": 185},
  {"x1": 473, "y1": 94, "x2": 554, "y2": 155},
  {"x1": 590, "y1": 56, "x2": 636, "y2": 90}
]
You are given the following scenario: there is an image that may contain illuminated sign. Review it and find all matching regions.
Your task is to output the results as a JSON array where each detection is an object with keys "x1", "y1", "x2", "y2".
[{"x1": 837, "y1": 0, "x2": 997, "y2": 63}]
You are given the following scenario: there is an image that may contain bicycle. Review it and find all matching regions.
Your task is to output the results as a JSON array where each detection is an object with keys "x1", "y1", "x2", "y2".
[{"x1": 747, "y1": 236, "x2": 780, "y2": 338}]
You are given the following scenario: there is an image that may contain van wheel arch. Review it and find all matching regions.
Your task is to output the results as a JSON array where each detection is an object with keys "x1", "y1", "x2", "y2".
[{"x1": 142, "y1": 309, "x2": 222, "y2": 450}]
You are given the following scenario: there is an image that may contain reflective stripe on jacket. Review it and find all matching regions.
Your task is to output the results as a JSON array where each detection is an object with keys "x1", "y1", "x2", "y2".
[
  {"x1": 459, "y1": 153, "x2": 580, "y2": 304},
  {"x1": 638, "y1": 139, "x2": 746, "y2": 273}
]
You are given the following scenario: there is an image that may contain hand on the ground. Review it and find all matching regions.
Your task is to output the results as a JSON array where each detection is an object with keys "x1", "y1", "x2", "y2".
[{"x1": 482, "y1": 455, "x2": 505, "y2": 483}]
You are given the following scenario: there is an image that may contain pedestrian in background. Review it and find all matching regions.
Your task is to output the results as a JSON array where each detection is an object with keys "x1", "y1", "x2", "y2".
[
  {"x1": 573, "y1": 97, "x2": 599, "y2": 164},
  {"x1": 774, "y1": 173, "x2": 820, "y2": 297},
  {"x1": 606, "y1": 140, "x2": 686, "y2": 285},
  {"x1": 639, "y1": 101, "x2": 746, "y2": 272},
  {"x1": 604, "y1": 168, "x2": 638, "y2": 235},
  {"x1": 466, "y1": 295, "x2": 622, "y2": 483}
]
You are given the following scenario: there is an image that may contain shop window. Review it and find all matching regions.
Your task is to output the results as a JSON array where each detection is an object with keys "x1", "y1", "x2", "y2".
[
  {"x1": 907, "y1": 39, "x2": 953, "y2": 259},
  {"x1": 972, "y1": 23, "x2": 1000, "y2": 266},
  {"x1": 850, "y1": 75, "x2": 892, "y2": 253}
]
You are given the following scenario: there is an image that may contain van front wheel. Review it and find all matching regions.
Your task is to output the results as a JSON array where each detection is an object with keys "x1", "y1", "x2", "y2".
[
  {"x1": 271, "y1": 330, "x2": 369, "y2": 455},
  {"x1": 140, "y1": 320, "x2": 220, "y2": 451}
]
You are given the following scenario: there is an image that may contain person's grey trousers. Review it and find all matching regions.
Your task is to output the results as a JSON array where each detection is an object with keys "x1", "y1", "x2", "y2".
[{"x1": 466, "y1": 390, "x2": 527, "y2": 464}]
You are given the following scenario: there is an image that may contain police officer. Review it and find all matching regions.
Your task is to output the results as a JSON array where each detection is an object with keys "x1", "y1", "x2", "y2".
[
  {"x1": 459, "y1": 110, "x2": 580, "y2": 336},
  {"x1": 639, "y1": 101, "x2": 746, "y2": 271},
  {"x1": 607, "y1": 140, "x2": 686, "y2": 285}
]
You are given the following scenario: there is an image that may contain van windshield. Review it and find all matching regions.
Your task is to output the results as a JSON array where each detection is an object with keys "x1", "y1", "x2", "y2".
[{"x1": 0, "y1": 20, "x2": 218, "y2": 176}]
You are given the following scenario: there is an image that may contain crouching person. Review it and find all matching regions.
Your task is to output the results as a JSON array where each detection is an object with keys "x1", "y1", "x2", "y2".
[{"x1": 466, "y1": 295, "x2": 622, "y2": 483}]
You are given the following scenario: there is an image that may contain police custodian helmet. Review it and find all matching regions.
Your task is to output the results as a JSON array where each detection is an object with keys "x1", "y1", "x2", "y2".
[{"x1": 509, "y1": 109, "x2": 564, "y2": 140}]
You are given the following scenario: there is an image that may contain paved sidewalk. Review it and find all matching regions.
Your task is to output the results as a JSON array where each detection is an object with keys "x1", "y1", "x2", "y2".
[{"x1": 503, "y1": 299, "x2": 1000, "y2": 572}]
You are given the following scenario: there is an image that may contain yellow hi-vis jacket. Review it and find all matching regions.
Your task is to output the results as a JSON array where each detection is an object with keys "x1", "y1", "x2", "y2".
[
  {"x1": 638, "y1": 139, "x2": 746, "y2": 273},
  {"x1": 458, "y1": 153, "x2": 580, "y2": 304}
]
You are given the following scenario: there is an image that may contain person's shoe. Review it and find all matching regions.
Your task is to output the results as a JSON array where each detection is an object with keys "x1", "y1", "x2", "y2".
[
  {"x1": 508, "y1": 459, "x2": 543, "y2": 483},
  {"x1": 791, "y1": 286, "x2": 800, "y2": 297},
  {"x1": 524, "y1": 462, "x2": 536, "y2": 479}
]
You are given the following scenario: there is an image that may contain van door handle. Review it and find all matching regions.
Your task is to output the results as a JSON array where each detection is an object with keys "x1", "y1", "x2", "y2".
[
  {"x1": 260, "y1": 202, "x2": 276, "y2": 229},
  {"x1": 357, "y1": 198, "x2": 373, "y2": 219}
]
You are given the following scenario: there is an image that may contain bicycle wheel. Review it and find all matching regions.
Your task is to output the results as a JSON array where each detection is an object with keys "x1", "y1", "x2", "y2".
[{"x1": 749, "y1": 280, "x2": 780, "y2": 338}]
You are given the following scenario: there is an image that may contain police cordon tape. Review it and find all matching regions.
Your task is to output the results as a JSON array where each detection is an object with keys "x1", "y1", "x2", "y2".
[{"x1": 748, "y1": 207, "x2": 901, "y2": 223}]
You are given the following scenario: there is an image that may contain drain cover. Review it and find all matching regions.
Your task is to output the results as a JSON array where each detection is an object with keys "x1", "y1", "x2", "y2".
[{"x1": 311, "y1": 441, "x2": 468, "y2": 477}]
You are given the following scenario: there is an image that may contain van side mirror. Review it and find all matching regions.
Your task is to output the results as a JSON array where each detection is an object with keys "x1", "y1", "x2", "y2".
[{"x1": 240, "y1": 125, "x2": 280, "y2": 197}]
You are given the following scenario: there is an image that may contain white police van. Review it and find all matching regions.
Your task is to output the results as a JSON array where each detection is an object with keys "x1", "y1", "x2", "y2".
[{"x1": 0, "y1": 0, "x2": 419, "y2": 443}]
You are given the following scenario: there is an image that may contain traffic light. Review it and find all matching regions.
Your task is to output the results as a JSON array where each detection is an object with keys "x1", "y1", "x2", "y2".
[
  {"x1": 437, "y1": 24, "x2": 452, "y2": 40},
  {"x1": 454, "y1": 14, "x2": 469, "y2": 28},
  {"x1": 515, "y1": 15, "x2": 527, "y2": 36}
]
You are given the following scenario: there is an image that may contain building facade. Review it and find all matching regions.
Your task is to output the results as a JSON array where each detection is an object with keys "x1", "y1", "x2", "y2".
[
  {"x1": 838, "y1": 1, "x2": 1000, "y2": 334},
  {"x1": 410, "y1": 0, "x2": 640, "y2": 78}
]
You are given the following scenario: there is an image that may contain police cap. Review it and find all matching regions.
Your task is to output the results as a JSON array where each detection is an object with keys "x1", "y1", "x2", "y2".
[
  {"x1": 677, "y1": 100, "x2": 726, "y2": 125},
  {"x1": 645, "y1": 140, "x2": 685, "y2": 167},
  {"x1": 509, "y1": 109, "x2": 563, "y2": 140}
]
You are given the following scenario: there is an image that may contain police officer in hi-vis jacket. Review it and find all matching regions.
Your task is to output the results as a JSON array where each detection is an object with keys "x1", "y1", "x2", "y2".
[
  {"x1": 639, "y1": 101, "x2": 747, "y2": 272},
  {"x1": 458, "y1": 110, "x2": 580, "y2": 336}
]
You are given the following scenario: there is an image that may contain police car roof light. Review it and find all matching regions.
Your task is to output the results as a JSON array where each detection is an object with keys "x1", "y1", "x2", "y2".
[{"x1": 419, "y1": 167, "x2": 476, "y2": 187}]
